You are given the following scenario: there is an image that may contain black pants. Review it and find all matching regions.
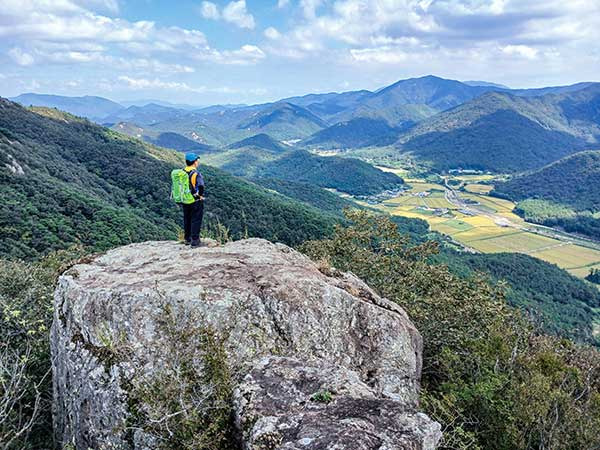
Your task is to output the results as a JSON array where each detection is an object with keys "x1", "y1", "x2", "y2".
[{"x1": 182, "y1": 200, "x2": 204, "y2": 242}]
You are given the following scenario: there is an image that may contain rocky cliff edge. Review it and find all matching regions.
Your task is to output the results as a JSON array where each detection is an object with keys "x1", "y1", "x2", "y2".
[{"x1": 51, "y1": 238, "x2": 441, "y2": 449}]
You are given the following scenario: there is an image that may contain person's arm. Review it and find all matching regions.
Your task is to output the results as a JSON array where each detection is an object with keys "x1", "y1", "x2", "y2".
[{"x1": 190, "y1": 171, "x2": 205, "y2": 199}]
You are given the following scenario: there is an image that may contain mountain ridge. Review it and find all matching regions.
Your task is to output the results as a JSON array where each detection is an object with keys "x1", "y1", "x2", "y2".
[{"x1": 0, "y1": 98, "x2": 340, "y2": 258}]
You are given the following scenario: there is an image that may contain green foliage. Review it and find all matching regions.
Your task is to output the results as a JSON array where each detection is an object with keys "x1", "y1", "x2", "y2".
[
  {"x1": 236, "y1": 102, "x2": 326, "y2": 140},
  {"x1": 228, "y1": 133, "x2": 285, "y2": 152},
  {"x1": 510, "y1": 199, "x2": 600, "y2": 240},
  {"x1": 493, "y1": 151, "x2": 600, "y2": 239},
  {"x1": 393, "y1": 213, "x2": 600, "y2": 345},
  {"x1": 205, "y1": 146, "x2": 404, "y2": 196},
  {"x1": 128, "y1": 304, "x2": 236, "y2": 449},
  {"x1": 436, "y1": 250, "x2": 600, "y2": 344},
  {"x1": 301, "y1": 210, "x2": 600, "y2": 449},
  {"x1": 303, "y1": 117, "x2": 398, "y2": 149},
  {"x1": 0, "y1": 248, "x2": 84, "y2": 448},
  {"x1": 310, "y1": 390, "x2": 333, "y2": 404},
  {"x1": 147, "y1": 132, "x2": 212, "y2": 153},
  {"x1": 403, "y1": 109, "x2": 585, "y2": 173},
  {"x1": 259, "y1": 150, "x2": 404, "y2": 195},
  {"x1": 512, "y1": 199, "x2": 577, "y2": 221},
  {"x1": 494, "y1": 151, "x2": 600, "y2": 211},
  {"x1": 397, "y1": 86, "x2": 600, "y2": 173},
  {"x1": 0, "y1": 99, "x2": 339, "y2": 259},
  {"x1": 587, "y1": 268, "x2": 600, "y2": 284},
  {"x1": 252, "y1": 178, "x2": 357, "y2": 214}
]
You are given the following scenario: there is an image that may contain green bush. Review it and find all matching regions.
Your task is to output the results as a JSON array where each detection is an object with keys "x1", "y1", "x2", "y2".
[
  {"x1": 127, "y1": 303, "x2": 236, "y2": 449},
  {"x1": 0, "y1": 248, "x2": 84, "y2": 449},
  {"x1": 301, "y1": 210, "x2": 600, "y2": 449}
]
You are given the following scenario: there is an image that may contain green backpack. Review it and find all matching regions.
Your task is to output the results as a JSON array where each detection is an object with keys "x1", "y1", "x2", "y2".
[{"x1": 171, "y1": 169, "x2": 195, "y2": 204}]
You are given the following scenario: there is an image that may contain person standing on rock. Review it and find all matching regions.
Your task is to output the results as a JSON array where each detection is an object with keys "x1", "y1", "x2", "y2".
[{"x1": 170, "y1": 152, "x2": 205, "y2": 247}]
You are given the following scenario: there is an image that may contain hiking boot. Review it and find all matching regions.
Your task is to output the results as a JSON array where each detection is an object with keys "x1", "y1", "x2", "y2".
[{"x1": 190, "y1": 239, "x2": 202, "y2": 248}]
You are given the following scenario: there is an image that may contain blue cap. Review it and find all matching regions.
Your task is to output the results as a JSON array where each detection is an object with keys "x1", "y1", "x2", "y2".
[{"x1": 185, "y1": 152, "x2": 198, "y2": 163}]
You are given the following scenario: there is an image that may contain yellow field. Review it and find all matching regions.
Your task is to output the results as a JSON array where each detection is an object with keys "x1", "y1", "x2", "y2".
[
  {"x1": 377, "y1": 178, "x2": 600, "y2": 279},
  {"x1": 465, "y1": 183, "x2": 493, "y2": 194},
  {"x1": 534, "y1": 245, "x2": 600, "y2": 269},
  {"x1": 407, "y1": 182, "x2": 445, "y2": 193},
  {"x1": 468, "y1": 232, "x2": 558, "y2": 253},
  {"x1": 462, "y1": 193, "x2": 516, "y2": 213},
  {"x1": 569, "y1": 264, "x2": 600, "y2": 279},
  {"x1": 424, "y1": 197, "x2": 454, "y2": 209}
]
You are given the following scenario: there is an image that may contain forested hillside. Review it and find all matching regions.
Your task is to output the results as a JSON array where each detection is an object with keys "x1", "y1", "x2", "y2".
[
  {"x1": 252, "y1": 178, "x2": 357, "y2": 214},
  {"x1": 437, "y1": 250, "x2": 600, "y2": 343},
  {"x1": 146, "y1": 131, "x2": 213, "y2": 153},
  {"x1": 493, "y1": 151, "x2": 600, "y2": 239},
  {"x1": 236, "y1": 102, "x2": 327, "y2": 140},
  {"x1": 303, "y1": 117, "x2": 398, "y2": 149},
  {"x1": 203, "y1": 147, "x2": 405, "y2": 195},
  {"x1": 228, "y1": 133, "x2": 287, "y2": 151},
  {"x1": 493, "y1": 151, "x2": 600, "y2": 210},
  {"x1": 0, "y1": 98, "x2": 340, "y2": 259},
  {"x1": 402, "y1": 109, "x2": 585, "y2": 172},
  {"x1": 396, "y1": 86, "x2": 600, "y2": 172}
]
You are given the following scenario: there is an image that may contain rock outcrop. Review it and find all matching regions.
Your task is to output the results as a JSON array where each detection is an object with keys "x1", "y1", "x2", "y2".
[{"x1": 51, "y1": 238, "x2": 441, "y2": 449}]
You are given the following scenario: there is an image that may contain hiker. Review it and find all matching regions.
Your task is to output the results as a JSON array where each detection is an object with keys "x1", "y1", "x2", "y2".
[{"x1": 171, "y1": 152, "x2": 205, "y2": 247}]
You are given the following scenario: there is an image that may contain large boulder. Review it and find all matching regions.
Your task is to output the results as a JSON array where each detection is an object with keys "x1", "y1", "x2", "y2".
[
  {"x1": 51, "y1": 238, "x2": 440, "y2": 449},
  {"x1": 234, "y1": 356, "x2": 441, "y2": 449}
]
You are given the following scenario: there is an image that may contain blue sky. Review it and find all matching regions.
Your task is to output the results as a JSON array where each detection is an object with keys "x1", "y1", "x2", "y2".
[{"x1": 1, "y1": 0, "x2": 599, "y2": 106}]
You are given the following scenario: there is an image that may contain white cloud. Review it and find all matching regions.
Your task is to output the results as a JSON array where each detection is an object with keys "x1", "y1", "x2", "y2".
[
  {"x1": 227, "y1": 44, "x2": 265, "y2": 61},
  {"x1": 350, "y1": 46, "x2": 408, "y2": 64},
  {"x1": 116, "y1": 75, "x2": 264, "y2": 96},
  {"x1": 0, "y1": 0, "x2": 267, "y2": 71},
  {"x1": 501, "y1": 44, "x2": 539, "y2": 59},
  {"x1": 264, "y1": 27, "x2": 282, "y2": 40},
  {"x1": 118, "y1": 76, "x2": 203, "y2": 92},
  {"x1": 194, "y1": 44, "x2": 266, "y2": 65},
  {"x1": 78, "y1": 0, "x2": 119, "y2": 14},
  {"x1": 25, "y1": 79, "x2": 41, "y2": 91},
  {"x1": 222, "y1": 0, "x2": 255, "y2": 29},
  {"x1": 200, "y1": 1, "x2": 220, "y2": 20},
  {"x1": 277, "y1": 0, "x2": 290, "y2": 7},
  {"x1": 8, "y1": 47, "x2": 34, "y2": 65},
  {"x1": 300, "y1": 0, "x2": 322, "y2": 19},
  {"x1": 264, "y1": 0, "x2": 600, "y2": 75}
]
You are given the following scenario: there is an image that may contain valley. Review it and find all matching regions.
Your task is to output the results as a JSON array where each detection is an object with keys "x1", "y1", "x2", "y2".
[
  {"x1": 5, "y1": 0, "x2": 600, "y2": 446},
  {"x1": 371, "y1": 167, "x2": 600, "y2": 280}
]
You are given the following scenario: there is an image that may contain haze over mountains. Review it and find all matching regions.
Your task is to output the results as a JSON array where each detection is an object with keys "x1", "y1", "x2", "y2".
[{"x1": 10, "y1": 75, "x2": 600, "y2": 175}]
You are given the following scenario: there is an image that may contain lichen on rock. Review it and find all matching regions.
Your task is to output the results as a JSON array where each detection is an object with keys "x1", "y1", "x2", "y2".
[{"x1": 51, "y1": 238, "x2": 441, "y2": 449}]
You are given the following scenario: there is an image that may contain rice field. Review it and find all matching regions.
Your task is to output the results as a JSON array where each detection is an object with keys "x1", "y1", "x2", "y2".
[
  {"x1": 379, "y1": 177, "x2": 600, "y2": 279},
  {"x1": 465, "y1": 183, "x2": 493, "y2": 194},
  {"x1": 569, "y1": 264, "x2": 600, "y2": 279},
  {"x1": 533, "y1": 245, "x2": 600, "y2": 270},
  {"x1": 468, "y1": 232, "x2": 558, "y2": 253}
]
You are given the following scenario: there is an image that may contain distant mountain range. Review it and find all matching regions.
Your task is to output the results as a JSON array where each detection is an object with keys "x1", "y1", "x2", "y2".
[
  {"x1": 394, "y1": 85, "x2": 600, "y2": 172},
  {"x1": 10, "y1": 93, "x2": 124, "y2": 121},
  {"x1": 9, "y1": 75, "x2": 600, "y2": 175},
  {"x1": 463, "y1": 81, "x2": 510, "y2": 89}
]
